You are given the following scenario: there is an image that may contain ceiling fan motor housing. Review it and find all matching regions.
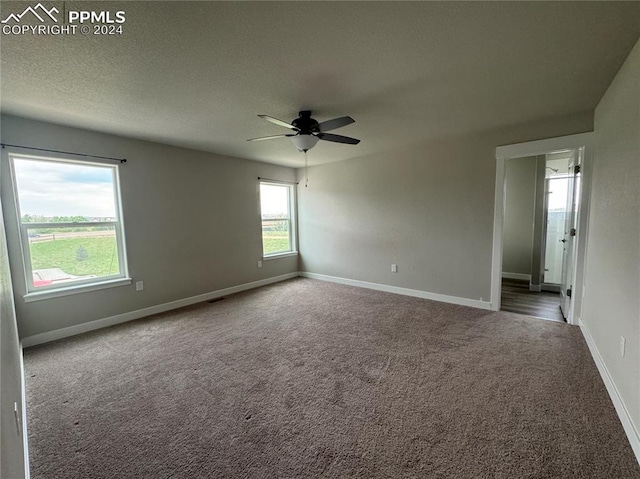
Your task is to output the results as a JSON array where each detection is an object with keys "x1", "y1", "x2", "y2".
[{"x1": 292, "y1": 111, "x2": 319, "y2": 133}]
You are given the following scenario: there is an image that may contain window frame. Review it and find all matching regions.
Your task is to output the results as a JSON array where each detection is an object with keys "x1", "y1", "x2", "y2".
[
  {"x1": 8, "y1": 151, "x2": 131, "y2": 301},
  {"x1": 259, "y1": 180, "x2": 298, "y2": 259}
]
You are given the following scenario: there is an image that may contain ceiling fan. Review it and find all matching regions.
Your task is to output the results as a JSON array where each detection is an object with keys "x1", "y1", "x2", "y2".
[{"x1": 247, "y1": 110, "x2": 360, "y2": 152}]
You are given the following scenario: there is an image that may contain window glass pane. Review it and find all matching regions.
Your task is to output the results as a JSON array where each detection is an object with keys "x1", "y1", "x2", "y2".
[
  {"x1": 262, "y1": 219, "x2": 291, "y2": 255},
  {"x1": 260, "y1": 183, "x2": 294, "y2": 256},
  {"x1": 11, "y1": 154, "x2": 127, "y2": 293},
  {"x1": 28, "y1": 226, "x2": 120, "y2": 288},
  {"x1": 260, "y1": 184, "x2": 289, "y2": 218},
  {"x1": 13, "y1": 158, "x2": 116, "y2": 222}
]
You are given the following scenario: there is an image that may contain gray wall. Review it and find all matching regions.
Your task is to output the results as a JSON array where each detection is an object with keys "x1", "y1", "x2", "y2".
[
  {"x1": 502, "y1": 156, "x2": 537, "y2": 277},
  {"x1": 297, "y1": 112, "x2": 592, "y2": 302},
  {"x1": 0, "y1": 115, "x2": 297, "y2": 339},
  {"x1": 0, "y1": 190, "x2": 26, "y2": 477},
  {"x1": 582, "y1": 39, "x2": 640, "y2": 435}
]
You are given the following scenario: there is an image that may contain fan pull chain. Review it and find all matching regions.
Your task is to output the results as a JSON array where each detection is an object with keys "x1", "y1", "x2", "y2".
[{"x1": 304, "y1": 150, "x2": 309, "y2": 187}]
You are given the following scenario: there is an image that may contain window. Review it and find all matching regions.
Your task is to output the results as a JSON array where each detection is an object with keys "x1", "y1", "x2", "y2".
[
  {"x1": 259, "y1": 181, "x2": 297, "y2": 257},
  {"x1": 10, "y1": 153, "x2": 129, "y2": 297}
]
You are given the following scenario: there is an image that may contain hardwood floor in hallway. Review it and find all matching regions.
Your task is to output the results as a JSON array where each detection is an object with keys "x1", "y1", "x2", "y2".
[{"x1": 501, "y1": 279, "x2": 565, "y2": 322}]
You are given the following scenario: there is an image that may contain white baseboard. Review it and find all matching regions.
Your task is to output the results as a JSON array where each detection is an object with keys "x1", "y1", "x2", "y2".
[
  {"x1": 502, "y1": 272, "x2": 531, "y2": 281},
  {"x1": 299, "y1": 272, "x2": 492, "y2": 310},
  {"x1": 22, "y1": 272, "x2": 493, "y2": 347},
  {"x1": 19, "y1": 344, "x2": 30, "y2": 479},
  {"x1": 529, "y1": 284, "x2": 542, "y2": 292},
  {"x1": 579, "y1": 318, "x2": 640, "y2": 463},
  {"x1": 22, "y1": 273, "x2": 637, "y2": 465},
  {"x1": 541, "y1": 283, "x2": 561, "y2": 293},
  {"x1": 21, "y1": 273, "x2": 299, "y2": 348}
]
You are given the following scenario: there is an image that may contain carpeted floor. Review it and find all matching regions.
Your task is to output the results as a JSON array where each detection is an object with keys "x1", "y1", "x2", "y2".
[{"x1": 24, "y1": 278, "x2": 640, "y2": 478}]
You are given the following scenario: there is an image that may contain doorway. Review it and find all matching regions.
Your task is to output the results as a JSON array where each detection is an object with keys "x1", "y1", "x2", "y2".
[
  {"x1": 499, "y1": 149, "x2": 581, "y2": 322},
  {"x1": 491, "y1": 133, "x2": 592, "y2": 325}
]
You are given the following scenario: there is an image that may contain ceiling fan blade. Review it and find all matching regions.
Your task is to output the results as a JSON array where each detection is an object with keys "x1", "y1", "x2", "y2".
[
  {"x1": 258, "y1": 115, "x2": 298, "y2": 131},
  {"x1": 247, "y1": 134, "x2": 295, "y2": 142},
  {"x1": 313, "y1": 116, "x2": 355, "y2": 132},
  {"x1": 317, "y1": 133, "x2": 360, "y2": 145}
]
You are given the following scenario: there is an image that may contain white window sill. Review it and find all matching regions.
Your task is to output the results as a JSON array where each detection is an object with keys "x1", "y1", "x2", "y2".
[
  {"x1": 24, "y1": 277, "x2": 132, "y2": 303},
  {"x1": 263, "y1": 251, "x2": 298, "y2": 261}
]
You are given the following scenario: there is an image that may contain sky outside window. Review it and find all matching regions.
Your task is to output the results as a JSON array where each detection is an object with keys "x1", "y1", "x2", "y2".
[
  {"x1": 13, "y1": 158, "x2": 116, "y2": 218},
  {"x1": 260, "y1": 184, "x2": 289, "y2": 217}
]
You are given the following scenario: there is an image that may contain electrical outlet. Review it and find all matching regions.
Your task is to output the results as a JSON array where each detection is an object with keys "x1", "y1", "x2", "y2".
[
  {"x1": 257, "y1": 260, "x2": 263, "y2": 268},
  {"x1": 620, "y1": 336, "x2": 626, "y2": 358},
  {"x1": 135, "y1": 281, "x2": 144, "y2": 292},
  {"x1": 391, "y1": 264, "x2": 398, "y2": 273}
]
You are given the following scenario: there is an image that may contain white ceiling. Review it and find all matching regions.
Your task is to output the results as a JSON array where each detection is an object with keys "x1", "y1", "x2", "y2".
[{"x1": 1, "y1": 1, "x2": 639, "y2": 167}]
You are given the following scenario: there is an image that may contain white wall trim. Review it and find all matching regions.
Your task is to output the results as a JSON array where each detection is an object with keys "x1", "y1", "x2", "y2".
[
  {"x1": 19, "y1": 343, "x2": 30, "y2": 479},
  {"x1": 490, "y1": 153, "x2": 507, "y2": 311},
  {"x1": 502, "y1": 272, "x2": 531, "y2": 281},
  {"x1": 22, "y1": 271, "x2": 494, "y2": 348},
  {"x1": 20, "y1": 271, "x2": 638, "y2": 465},
  {"x1": 495, "y1": 132, "x2": 594, "y2": 159},
  {"x1": 541, "y1": 283, "x2": 561, "y2": 293},
  {"x1": 21, "y1": 273, "x2": 299, "y2": 348},
  {"x1": 299, "y1": 272, "x2": 492, "y2": 310},
  {"x1": 579, "y1": 318, "x2": 640, "y2": 463}
]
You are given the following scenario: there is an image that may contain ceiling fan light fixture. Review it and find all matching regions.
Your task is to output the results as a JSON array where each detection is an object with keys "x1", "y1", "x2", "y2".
[{"x1": 290, "y1": 134, "x2": 319, "y2": 152}]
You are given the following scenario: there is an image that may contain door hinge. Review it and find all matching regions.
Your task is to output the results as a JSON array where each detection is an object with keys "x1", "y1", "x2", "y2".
[
  {"x1": 567, "y1": 288, "x2": 572, "y2": 298},
  {"x1": 570, "y1": 228, "x2": 576, "y2": 237},
  {"x1": 574, "y1": 164, "x2": 581, "y2": 174}
]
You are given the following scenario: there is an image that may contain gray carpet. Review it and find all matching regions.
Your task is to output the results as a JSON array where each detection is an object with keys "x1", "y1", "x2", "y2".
[{"x1": 24, "y1": 278, "x2": 640, "y2": 478}]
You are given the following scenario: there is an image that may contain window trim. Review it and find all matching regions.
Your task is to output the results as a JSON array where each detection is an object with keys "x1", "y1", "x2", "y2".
[
  {"x1": 263, "y1": 251, "x2": 298, "y2": 261},
  {"x1": 23, "y1": 277, "x2": 132, "y2": 303},
  {"x1": 259, "y1": 180, "x2": 298, "y2": 259},
  {"x1": 8, "y1": 151, "x2": 131, "y2": 299}
]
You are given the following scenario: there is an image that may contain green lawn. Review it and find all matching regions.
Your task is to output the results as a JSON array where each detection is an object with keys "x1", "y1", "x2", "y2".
[
  {"x1": 31, "y1": 233, "x2": 289, "y2": 277},
  {"x1": 263, "y1": 236, "x2": 291, "y2": 255},
  {"x1": 30, "y1": 237, "x2": 120, "y2": 277}
]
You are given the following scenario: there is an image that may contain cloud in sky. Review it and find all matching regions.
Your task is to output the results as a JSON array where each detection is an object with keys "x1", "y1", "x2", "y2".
[{"x1": 13, "y1": 158, "x2": 117, "y2": 218}]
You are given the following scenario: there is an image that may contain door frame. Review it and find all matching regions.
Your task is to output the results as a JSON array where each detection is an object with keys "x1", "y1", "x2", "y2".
[{"x1": 490, "y1": 132, "x2": 593, "y2": 325}]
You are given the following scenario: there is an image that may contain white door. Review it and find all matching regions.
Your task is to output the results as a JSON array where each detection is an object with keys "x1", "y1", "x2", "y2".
[{"x1": 559, "y1": 150, "x2": 581, "y2": 319}]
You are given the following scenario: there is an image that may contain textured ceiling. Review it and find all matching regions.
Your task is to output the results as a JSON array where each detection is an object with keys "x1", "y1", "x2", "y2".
[{"x1": 1, "y1": 1, "x2": 639, "y2": 167}]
